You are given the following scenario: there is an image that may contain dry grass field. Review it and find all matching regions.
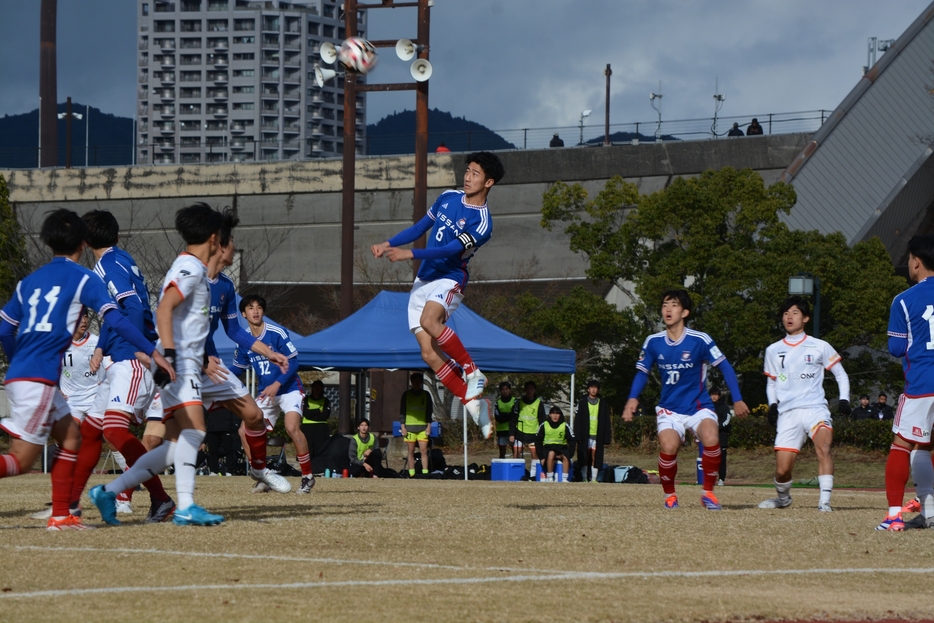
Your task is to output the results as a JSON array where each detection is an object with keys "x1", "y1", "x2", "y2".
[{"x1": 2, "y1": 455, "x2": 934, "y2": 623}]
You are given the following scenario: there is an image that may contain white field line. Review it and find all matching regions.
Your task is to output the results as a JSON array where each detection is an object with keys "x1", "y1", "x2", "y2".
[{"x1": 2, "y1": 548, "x2": 934, "y2": 599}]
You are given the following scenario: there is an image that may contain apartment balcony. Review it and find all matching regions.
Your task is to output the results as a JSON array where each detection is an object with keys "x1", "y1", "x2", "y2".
[
  {"x1": 160, "y1": 72, "x2": 176, "y2": 86},
  {"x1": 261, "y1": 105, "x2": 279, "y2": 115},
  {"x1": 260, "y1": 121, "x2": 279, "y2": 130},
  {"x1": 211, "y1": 90, "x2": 228, "y2": 101},
  {"x1": 282, "y1": 106, "x2": 300, "y2": 117},
  {"x1": 212, "y1": 41, "x2": 229, "y2": 53},
  {"x1": 283, "y1": 138, "x2": 300, "y2": 149},
  {"x1": 261, "y1": 36, "x2": 279, "y2": 49},
  {"x1": 138, "y1": 88, "x2": 149, "y2": 100},
  {"x1": 283, "y1": 71, "x2": 300, "y2": 84},
  {"x1": 160, "y1": 39, "x2": 176, "y2": 53},
  {"x1": 261, "y1": 88, "x2": 279, "y2": 99},
  {"x1": 230, "y1": 123, "x2": 245, "y2": 134},
  {"x1": 283, "y1": 123, "x2": 300, "y2": 134},
  {"x1": 213, "y1": 57, "x2": 229, "y2": 69},
  {"x1": 213, "y1": 73, "x2": 229, "y2": 85},
  {"x1": 138, "y1": 105, "x2": 150, "y2": 116},
  {"x1": 160, "y1": 89, "x2": 176, "y2": 102},
  {"x1": 310, "y1": 108, "x2": 323, "y2": 119},
  {"x1": 261, "y1": 55, "x2": 280, "y2": 67},
  {"x1": 282, "y1": 88, "x2": 300, "y2": 101},
  {"x1": 262, "y1": 70, "x2": 280, "y2": 82},
  {"x1": 230, "y1": 140, "x2": 246, "y2": 151},
  {"x1": 138, "y1": 123, "x2": 149, "y2": 133},
  {"x1": 139, "y1": 57, "x2": 149, "y2": 67},
  {"x1": 158, "y1": 142, "x2": 176, "y2": 152},
  {"x1": 159, "y1": 122, "x2": 176, "y2": 134},
  {"x1": 160, "y1": 106, "x2": 176, "y2": 119},
  {"x1": 282, "y1": 40, "x2": 300, "y2": 50},
  {"x1": 139, "y1": 40, "x2": 149, "y2": 51},
  {"x1": 309, "y1": 124, "x2": 323, "y2": 136},
  {"x1": 211, "y1": 107, "x2": 229, "y2": 118},
  {"x1": 160, "y1": 55, "x2": 176, "y2": 69},
  {"x1": 139, "y1": 73, "x2": 149, "y2": 84}
]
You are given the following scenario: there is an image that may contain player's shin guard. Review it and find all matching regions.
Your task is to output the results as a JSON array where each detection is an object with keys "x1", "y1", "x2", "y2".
[
  {"x1": 243, "y1": 425, "x2": 268, "y2": 472},
  {"x1": 0, "y1": 454, "x2": 21, "y2": 478},
  {"x1": 104, "y1": 441, "x2": 175, "y2": 496},
  {"x1": 701, "y1": 444, "x2": 721, "y2": 491},
  {"x1": 818, "y1": 474, "x2": 833, "y2": 505},
  {"x1": 51, "y1": 448, "x2": 78, "y2": 518},
  {"x1": 297, "y1": 452, "x2": 312, "y2": 476},
  {"x1": 175, "y1": 429, "x2": 205, "y2": 510},
  {"x1": 71, "y1": 417, "x2": 104, "y2": 504},
  {"x1": 886, "y1": 444, "x2": 912, "y2": 514},
  {"x1": 658, "y1": 452, "x2": 677, "y2": 495},
  {"x1": 910, "y1": 449, "x2": 934, "y2": 517},
  {"x1": 103, "y1": 410, "x2": 170, "y2": 503},
  {"x1": 436, "y1": 327, "x2": 477, "y2": 375},
  {"x1": 435, "y1": 359, "x2": 467, "y2": 399}
]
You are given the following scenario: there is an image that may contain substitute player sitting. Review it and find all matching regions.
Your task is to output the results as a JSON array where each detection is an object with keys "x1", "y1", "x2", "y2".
[
  {"x1": 760, "y1": 296, "x2": 850, "y2": 512},
  {"x1": 622, "y1": 290, "x2": 750, "y2": 510},
  {"x1": 371, "y1": 152, "x2": 505, "y2": 424},
  {"x1": 0, "y1": 209, "x2": 174, "y2": 530},
  {"x1": 536, "y1": 406, "x2": 574, "y2": 482},
  {"x1": 234, "y1": 295, "x2": 313, "y2": 493}
]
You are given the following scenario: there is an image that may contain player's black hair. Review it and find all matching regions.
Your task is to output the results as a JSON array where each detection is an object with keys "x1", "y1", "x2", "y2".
[
  {"x1": 586, "y1": 378, "x2": 600, "y2": 389},
  {"x1": 410, "y1": 372, "x2": 424, "y2": 382},
  {"x1": 709, "y1": 386, "x2": 721, "y2": 396},
  {"x1": 219, "y1": 206, "x2": 240, "y2": 248},
  {"x1": 660, "y1": 289, "x2": 692, "y2": 313},
  {"x1": 81, "y1": 209, "x2": 119, "y2": 249},
  {"x1": 357, "y1": 418, "x2": 370, "y2": 427},
  {"x1": 908, "y1": 235, "x2": 934, "y2": 272},
  {"x1": 879, "y1": 392, "x2": 887, "y2": 398},
  {"x1": 549, "y1": 406, "x2": 564, "y2": 417},
  {"x1": 465, "y1": 151, "x2": 505, "y2": 185},
  {"x1": 780, "y1": 296, "x2": 811, "y2": 319},
  {"x1": 238, "y1": 293, "x2": 267, "y2": 314},
  {"x1": 498, "y1": 381, "x2": 511, "y2": 389},
  {"x1": 311, "y1": 379, "x2": 324, "y2": 389},
  {"x1": 524, "y1": 380, "x2": 537, "y2": 389},
  {"x1": 175, "y1": 202, "x2": 224, "y2": 245},
  {"x1": 41, "y1": 209, "x2": 88, "y2": 255}
]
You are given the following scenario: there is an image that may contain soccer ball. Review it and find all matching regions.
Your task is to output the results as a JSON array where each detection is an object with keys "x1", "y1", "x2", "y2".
[{"x1": 338, "y1": 37, "x2": 378, "y2": 74}]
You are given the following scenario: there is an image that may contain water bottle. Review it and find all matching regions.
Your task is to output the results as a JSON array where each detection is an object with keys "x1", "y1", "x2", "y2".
[
  {"x1": 324, "y1": 468, "x2": 331, "y2": 478},
  {"x1": 342, "y1": 468, "x2": 349, "y2": 478}
]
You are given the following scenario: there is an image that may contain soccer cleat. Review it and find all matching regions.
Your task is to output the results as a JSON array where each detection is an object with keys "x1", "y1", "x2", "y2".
[
  {"x1": 30, "y1": 504, "x2": 53, "y2": 520},
  {"x1": 717, "y1": 479, "x2": 725, "y2": 487},
  {"x1": 875, "y1": 513, "x2": 904, "y2": 531},
  {"x1": 172, "y1": 504, "x2": 224, "y2": 526},
  {"x1": 298, "y1": 475, "x2": 315, "y2": 494},
  {"x1": 251, "y1": 480, "x2": 271, "y2": 494},
  {"x1": 701, "y1": 491, "x2": 722, "y2": 510},
  {"x1": 902, "y1": 498, "x2": 921, "y2": 514},
  {"x1": 758, "y1": 497, "x2": 793, "y2": 509},
  {"x1": 47, "y1": 515, "x2": 94, "y2": 531},
  {"x1": 664, "y1": 494, "x2": 679, "y2": 509},
  {"x1": 144, "y1": 497, "x2": 177, "y2": 523},
  {"x1": 818, "y1": 502, "x2": 833, "y2": 512},
  {"x1": 903, "y1": 514, "x2": 934, "y2": 529},
  {"x1": 464, "y1": 369, "x2": 487, "y2": 400},
  {"x1": 251, "y1": 467, "x2": 292, "y2": 494},
  {"x1": 116, "y1": 500, "x2": 133, "y2": 515},
  {"x1": 464, "y1": 399, "x2": 481, "y2": 422},
  {"x1": 88, "y1": 485, "x2": 121, "y2": 525}
]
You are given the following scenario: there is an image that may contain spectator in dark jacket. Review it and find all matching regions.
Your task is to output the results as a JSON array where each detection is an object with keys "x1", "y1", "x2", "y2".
[
  {"x1": 746, "y1": 118, "x2": 764, "y2": 135},
  {"x1": 575, "y1": 379, "x2": 611, "y2": 482},
  {"x1": 876, "y1": 393, "x2": 895, "y2": 420},
  {"x1": 850, "y1": 394, "x2": 880, "y2": 420}
]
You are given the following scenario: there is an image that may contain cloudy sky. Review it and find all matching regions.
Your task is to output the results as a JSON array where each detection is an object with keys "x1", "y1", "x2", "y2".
[{"x1": 0, "y1": 0, "x2": 929, "y2": 138}]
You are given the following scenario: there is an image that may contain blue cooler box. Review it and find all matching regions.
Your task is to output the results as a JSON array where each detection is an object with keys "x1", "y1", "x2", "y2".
[
  {"x1": 491, "y1": 459, "x2": 525, "y2": 481},
  {"x1": 392, "y1": 421, "x2": 441, "y2": 438}
]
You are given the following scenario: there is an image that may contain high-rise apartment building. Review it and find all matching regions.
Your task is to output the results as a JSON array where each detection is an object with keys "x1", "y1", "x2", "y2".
[{"x1": 136, "y1": 0, "x2": 366, "y2": 165}]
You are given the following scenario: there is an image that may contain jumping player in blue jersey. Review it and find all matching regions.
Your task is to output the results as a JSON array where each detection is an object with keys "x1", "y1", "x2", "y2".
[
  {"x1": 0, "y1": 209, "x2": 174, "y2": 530},
  {"x1": 878, "y1": 235, "x2": 934, "y2": 531},
  {"x1": 371, "y1": 152, "x2": 505, "y2": 424},
  {"x1": 622, "y1": 290, "x2": 749, "y2": 510}
]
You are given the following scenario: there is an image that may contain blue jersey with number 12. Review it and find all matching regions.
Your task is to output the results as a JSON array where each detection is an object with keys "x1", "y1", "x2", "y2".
[
  {"x1": 233, "y1": 322, "x2": 301, "y2": 394},
  {"x1": 0, "y1": 257, "x2": 117, "y2": 385},
  {"x1": 636, "y1": 328, "x2": 725, "y2": 414}
]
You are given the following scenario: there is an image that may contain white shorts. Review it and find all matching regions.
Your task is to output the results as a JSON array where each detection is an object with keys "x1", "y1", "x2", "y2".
[
  {"x1": 161, "y1": 373, "x2": 204, "y2": 415},
  {"x1": 258, "y1": 389, "x2": 304, "y2": 430},
  {"x1": 88, "y1": 359, "x2": 155, "y2": 422},
  {"x1": 655, "y1": 407, "x2": 717, "y2": 442},
  {"x1": 201, "y1": 362, "x2": 250, "y2": 410},
  {"x1": 2, "y1": 381, "x2": 73, "y2": 445},
  {"x1": 140, "y1": 392, "x2": 164, "y2": 423},
  {"x1": 65, "y1": 399, "x2": 94, "y2": 423},
  {"x1": 407, "y1": 278, "x2": 464, "y2": 333},
  {"x1": 587, "y1": 438, "x2": 597, "y2": 450},
  {"x1": 774, "y1": 406, "x2": 832, "y2": 452},
  {"x1": 893, "y1": 394, "x2": 934, "y2": 444}
]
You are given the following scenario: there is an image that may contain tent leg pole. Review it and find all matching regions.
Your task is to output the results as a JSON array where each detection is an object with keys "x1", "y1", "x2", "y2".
[
  {"x1": 463, "y1": 404, "x2": 468, "y2": 481},
  {"x1": 570, "y1": 373, "x2": 575, "y2": 430}
]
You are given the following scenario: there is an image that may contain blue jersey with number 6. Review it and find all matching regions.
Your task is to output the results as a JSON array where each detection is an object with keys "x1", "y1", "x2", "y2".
[
  {"x1": 636, "y1": 328, "x2": 725, "y2": 415},
  {"x1": 418, "y1": 190, "x2": 492, "y2": 287},
  {"x1": 888, "y1": 277, "x2": 934, "y2": 397},
  {"x1": 0, "y1": 257, "x2": 118, "y2": 385},
  {"x1": 233, "y1": 322, "x2": 301, "y2": 394}
]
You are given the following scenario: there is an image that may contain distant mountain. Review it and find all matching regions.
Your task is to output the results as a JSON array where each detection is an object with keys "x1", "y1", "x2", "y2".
[
  {"x1": 366, "y1": 108, "x2": 515, "y2": 156},
  {"x1": 0, "y1": 103, "x2": 133, "y2": 169}
]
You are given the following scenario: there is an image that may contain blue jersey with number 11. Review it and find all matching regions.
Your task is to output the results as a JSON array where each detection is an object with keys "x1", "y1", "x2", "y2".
[
  {"x1": 0, "y1": 258, "x2": 117, "y2": 385},
  {"x1": 636, "y1": 328, "x2": 725, "y2": 414}
]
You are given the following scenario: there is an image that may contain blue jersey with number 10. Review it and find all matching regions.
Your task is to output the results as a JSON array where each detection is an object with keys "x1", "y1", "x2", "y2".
[
  {"x1": 0, "y1": 257, "x2": 118, "y2": 385},
  {"x1": 636, "y1": 328, "x2": 726, "y2": 415},
  {"x1": 888, "y1": 277, "x2": 934, "y2": 397}
]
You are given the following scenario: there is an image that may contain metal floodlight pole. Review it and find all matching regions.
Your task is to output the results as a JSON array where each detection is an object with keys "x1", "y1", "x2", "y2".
[
  {"x1": 39, "y1": 0, "x2": 57, "y2": 167},
  {"x1": 603, "y1": 64, "x2": 611, "y2": 146}
]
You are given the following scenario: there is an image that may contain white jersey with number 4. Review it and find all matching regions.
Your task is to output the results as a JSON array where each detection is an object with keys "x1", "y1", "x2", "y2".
[
  {"x1": 158, "y1": 253, "x2": 211, "y2": 376},
  {"x1": 764, "y1": 334, "x2": 848, "y2": 413},
  {"x1": 59, "y1": 332, "x2": 104, "y2": 411}
]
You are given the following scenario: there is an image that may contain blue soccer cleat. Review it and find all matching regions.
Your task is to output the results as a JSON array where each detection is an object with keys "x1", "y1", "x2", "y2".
[
  {"x1": 701, "y1": 491, "x2": 722, "y2": 510},
  {"x1": 89, "y1": 485, "x2": 121, "y2": 525},
  {"x1": 664, "y1": 494, "x2": 679, "y2": 509},
  {"x1": 173, "y1": 504, "x2": 225, "y2": 526}
]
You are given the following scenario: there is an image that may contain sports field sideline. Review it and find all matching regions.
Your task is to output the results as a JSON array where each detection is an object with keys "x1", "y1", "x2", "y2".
[{"x1": 1, "y1": 474, "x2": 933, "y2": 623}]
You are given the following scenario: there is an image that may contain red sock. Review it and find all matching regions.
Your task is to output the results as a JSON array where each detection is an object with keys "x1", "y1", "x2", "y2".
[
  {"x1": 244, "y1": 426, "x2": 268, "y2": 471},
  {"x1": 71, "y1": 418, "x2": 104, "y2": 503},
  {"x1": 436, "y1": 327, "x2": 477, "y2": 375},
  {"x1": 435, "y1": 360, "x2": 467, "y2": 400},
  {"x1": 51, "y1": 448, "x2": 78, "y2": 517},
  {"x1": 0, "y1": 454, "x2": 21, "y2": 478},
  {"x1": 297, "y1": 452, "x2": 312, "y2": 476},
  {"x1": 658, "y1": 452, "x2": 678, "y2": 495},
  {"x1": 701, "y1": 444, "x2": 721, "y2": 491},
  {"x1": 886, "y1": 444, "x2": 912, "y2": 509},
  {"x1": 103, "y1": 411, "x2": 169, "y2": 502}
]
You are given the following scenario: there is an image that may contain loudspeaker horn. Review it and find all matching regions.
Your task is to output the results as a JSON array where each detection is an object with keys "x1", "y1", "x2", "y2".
[
  {"x1": 314, "y1": 67, "x2": 336, "y2": 88},
  {"x1": 395, "y1": 38, "x2": 416, "y2": 61},
  {"x1": 320, "y1": 41, "x2": 338, "y2": 64},
  {"x1": 410, "y1": 59, "x2": 433, "y2": 82}
]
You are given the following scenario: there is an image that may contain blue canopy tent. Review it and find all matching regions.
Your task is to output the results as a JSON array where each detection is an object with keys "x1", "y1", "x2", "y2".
[{"x1": 289, "y1": 291, "x2": 577, "y2": 479}]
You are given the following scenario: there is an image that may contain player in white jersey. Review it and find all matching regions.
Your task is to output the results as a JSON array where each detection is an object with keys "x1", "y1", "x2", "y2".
[
  {"x1": 59, "y1": 312, "x2": 105, "y2": 421},
  {"x1": 89, "y1": 203, "x2": 227, "y2": 527},
  {"x1": 760, "y1": 297, "x2": 850, "y2": 512}
]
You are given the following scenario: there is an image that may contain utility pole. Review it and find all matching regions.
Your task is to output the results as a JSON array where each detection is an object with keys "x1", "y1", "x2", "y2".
[
  {"x1": 39, "y1": 0, "x2": 57, "y2": 167},
  {"x1": 603, "y1": 64, "x2": 611, "y2": 146}
]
